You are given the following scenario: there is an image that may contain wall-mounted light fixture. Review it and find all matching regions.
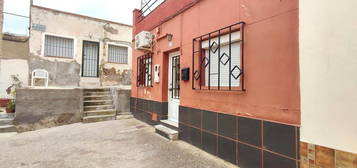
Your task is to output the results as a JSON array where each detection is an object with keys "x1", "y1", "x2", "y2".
[{"x1": 167, "y1": 33, "x2": 173, "y2": 41}]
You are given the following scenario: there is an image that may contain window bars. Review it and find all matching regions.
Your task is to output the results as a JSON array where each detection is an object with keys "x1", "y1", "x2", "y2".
[
  {"x1": 170, "y1": 55, "x2": 180, "y2": 99},
  {"x1": 108, "y1": 45, "x2": 128, "y2": 64},
  {"x1": 44, "y1": 35, "x2": 74, "y2": 58},
  {"x1": 137, "y1": 53, "x2": 153, "y2": 87},
  {"x1": 82, "y1": 41, "x2": 100, "y2": 77},
  {"x1": 192, "y1": 22, "x2": 246, "y2": 91}
]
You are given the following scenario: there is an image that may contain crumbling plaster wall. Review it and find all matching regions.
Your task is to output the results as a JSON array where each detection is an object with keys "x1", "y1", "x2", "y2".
[
  {"x1": 111, "y1": 88, "x2": 131, "y2": 114},
  {"x1": 30, "y1": 6, "x2": 133, "y2": 87}
]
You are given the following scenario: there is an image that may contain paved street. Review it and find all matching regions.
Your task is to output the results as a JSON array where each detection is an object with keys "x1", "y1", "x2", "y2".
[{"x1": 0, "y1": 119, "x2": 236, "y2": 168}]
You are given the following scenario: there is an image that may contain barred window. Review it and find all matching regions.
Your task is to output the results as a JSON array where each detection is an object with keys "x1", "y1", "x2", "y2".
[
  {"x1": 204, "y1": 42, "x2": 240, "y2": 87},
  {"x1": 108, "y1": 45, "x2": 128, "y2": 64},
  {"x1": 192, "y1": 22, "x2": 246, "y2": 91},
  {"x1": 137, "y1": 53, "x2": 152, "y2": 87},
  {"x1": 44, "y1": 35, "x2": 74, "y2": 58}
]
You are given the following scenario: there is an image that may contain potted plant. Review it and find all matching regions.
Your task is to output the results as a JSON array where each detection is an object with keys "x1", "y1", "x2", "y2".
[
  {"x1": 6, "y1": 100, "x2": 15, "y2": 113},
  {"x1": 0, "y1": 98, "x2": 10, "y2": 107},
  {"x1": 5, "y1": 75, "x2": 23, "y2": 113}
]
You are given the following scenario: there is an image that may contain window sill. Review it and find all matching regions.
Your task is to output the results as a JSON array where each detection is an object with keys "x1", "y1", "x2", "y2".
[
  {"x1": 44, "y1": 55, "x2": 74, "y2": 59},
  {"x1": 106, "y1": 62, "x2": 128, "y2": 65},
  {"x1": 81, "y1": 76, "x2": 99, "y2": 78},
  {"x1": 193, "y1": 87, "x2": 246, "y2": 94},
  {"x1": 137, "y1": 86, "x2": 153, "y2": 88}
]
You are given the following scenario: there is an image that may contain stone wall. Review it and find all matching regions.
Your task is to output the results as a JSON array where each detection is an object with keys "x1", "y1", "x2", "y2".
[
  {"x1": 14, "y1": 88, "x2": 83, "y2": 132},
  {"x1": 113, "y1": 88, "x2": 131, "y2": 114}
]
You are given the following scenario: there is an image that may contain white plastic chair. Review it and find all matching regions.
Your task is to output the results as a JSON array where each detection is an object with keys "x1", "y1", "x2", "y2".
[{"x1": 31, "y1": 69, "x2": 49, "y2": 87}]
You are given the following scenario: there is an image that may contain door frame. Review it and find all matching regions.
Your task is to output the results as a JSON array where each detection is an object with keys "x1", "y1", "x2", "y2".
[
  {"x1": 168, "y1": 51, "x2": 181, "y2": 122},
  {"x1": 81, "y1": 40, "x2": 100, "y2": 77}
]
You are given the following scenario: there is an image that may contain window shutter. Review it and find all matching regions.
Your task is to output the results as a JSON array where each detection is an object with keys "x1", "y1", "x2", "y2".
[{"x1": 205, "y1": 42, "x2": 241, "y2": 87}]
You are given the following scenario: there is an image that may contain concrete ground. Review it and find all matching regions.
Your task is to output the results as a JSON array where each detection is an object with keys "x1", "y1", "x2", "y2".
[{"x1": 0, "y1": 119, "x2": 236, "y2": 168}]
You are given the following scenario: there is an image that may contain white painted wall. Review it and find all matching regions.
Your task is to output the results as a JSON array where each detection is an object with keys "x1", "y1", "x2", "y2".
[
  {"x1": 0, "y1": 59, "x2": 29, "y2": 98},
  {"x1": 300, "y1": 0, "x2": 357, "y2": 153}
]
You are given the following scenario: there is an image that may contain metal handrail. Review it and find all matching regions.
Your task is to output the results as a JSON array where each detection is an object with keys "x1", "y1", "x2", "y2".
[{"x1": 137, "y1": 0, "x2": 165, "y2": 18}]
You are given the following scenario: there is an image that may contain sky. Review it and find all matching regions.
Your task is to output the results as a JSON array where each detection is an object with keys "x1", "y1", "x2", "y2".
[{"x1": 3, "y1": 0, "x2": 142, "y2": 35}]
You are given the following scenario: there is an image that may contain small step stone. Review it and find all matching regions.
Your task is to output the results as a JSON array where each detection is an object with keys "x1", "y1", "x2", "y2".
[
  {"x1": 0, "y1": 118, "x2": 13, "y2": 125},
  {"x1": 84, "y1": 100, "x2": 112, "y2": 103},
  {"x1": 84, "y1": 92, "x2": 111, "y2": 96},
  {"x1": 0, "y1": 125, "x2": 17, "y2": 133},
  {"x1": 154, "y1": 125, "x2": 178, "y2": 141},
  {"x1": 83, "y1": 100, "x2": 113, "y2": 106},
  {"x1": 0, "y1": 113, "x2": 15, "y2": 118},
  {"x1": 84, "y1": 109, "x2": 116, "y2": 116},
  {"x1": 83, "y1": 115, "x2": 116, "y2": 123},
  {"x1": 84, "y1": 95, "x2": 111, "y2": 101},
  {"x1": 116, "y1": 112, "x2": 133, "y2": 120},
  {"x1": 84, "y1": 105, "x2": 113, "y2": 111}
]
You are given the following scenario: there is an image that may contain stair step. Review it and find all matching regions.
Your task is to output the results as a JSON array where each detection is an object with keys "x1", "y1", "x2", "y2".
[
  {"x1": 118, "y1": 112, "x2": 133, "y2": 115},
  {"x1": 84, "y1": 95, "x2": 112, "y2": 101},
  {"x1": 84, "y1": 92, "x2": 111, "y2": 96},
  {"x1": 160, "y1": 120, "x2": 179, "y2": 131},
  {"x1": 84, "y1": 100, "x2": 113, "y2": 106},
  {"x1": 84, "y1": 105, "x2": 114, "y2": 111},
  {"x1": 0, "y1": 113, "x2": 15, "y2": 118},
  {"x1": 0, "y1": 118, "x2": 13, "y2": 125},
  {"x1": 83, "y1": 115, "x2": 116, "y2": 123},
  {"x1": 84, "y1": 109, "x2": 116, "y2": 116},
  {"x1": 0, "y1": 125, "x2": 17, "y2": 133},
  {"x1": 116, "y1": 112, "x2": 133, "y2": 120},
  {"x1": 84, "y1": 100, "x2": 112, "y2": 103},
  {"x1": 83, "y1": 88, "x2": 110, "y2": 92},
  {"x1": 154, "y1": 125, "x2": 178, "y2": 141}
]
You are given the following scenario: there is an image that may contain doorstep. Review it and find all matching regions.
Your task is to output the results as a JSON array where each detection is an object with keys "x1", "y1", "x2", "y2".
[
  {"x1": 160, "y1": 119, "x2": 179, "y2": 131},
  {"x1": 154, "y1": 124, "x2": 178, "y2": 141}
]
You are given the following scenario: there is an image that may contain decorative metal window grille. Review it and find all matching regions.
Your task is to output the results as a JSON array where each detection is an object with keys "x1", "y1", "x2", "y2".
[
  {"x1": 192, "y1": 22, "x2": 246, "y2": 91},
  {"x1": 108, "y1": 45, "x2": 128, "y2": 64},
  {"x1": 170, "y1": 55, "x2": 180, "y2": 99},
  {"x1": 44, "y1": 35, "x2": 74, "y2": 58},
  {"x1": 137, "y1": 53, "x2": 153, "y2": 87}
]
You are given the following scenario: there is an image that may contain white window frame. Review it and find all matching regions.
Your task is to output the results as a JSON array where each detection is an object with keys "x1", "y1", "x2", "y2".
[
  {"x1": 106, "y1": 42, "x2": 130, "y2": 64},
  {"x1": 41, "y1": 32, "x2": 77, "y2": 59}
]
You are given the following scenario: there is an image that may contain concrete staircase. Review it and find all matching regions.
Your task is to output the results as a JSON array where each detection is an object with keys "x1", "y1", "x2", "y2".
[
  {"x1": 82, "y1": 89, "x2": 116, "y2": 123},
  {"x1": 0, "y1": 113, "x2": 17, "y2": 133}
]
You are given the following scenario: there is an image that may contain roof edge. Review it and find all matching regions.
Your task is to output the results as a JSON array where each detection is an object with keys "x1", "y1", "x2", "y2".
[{"x1": 31, "y1": 5, "x2": 133, "y2": 28}]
